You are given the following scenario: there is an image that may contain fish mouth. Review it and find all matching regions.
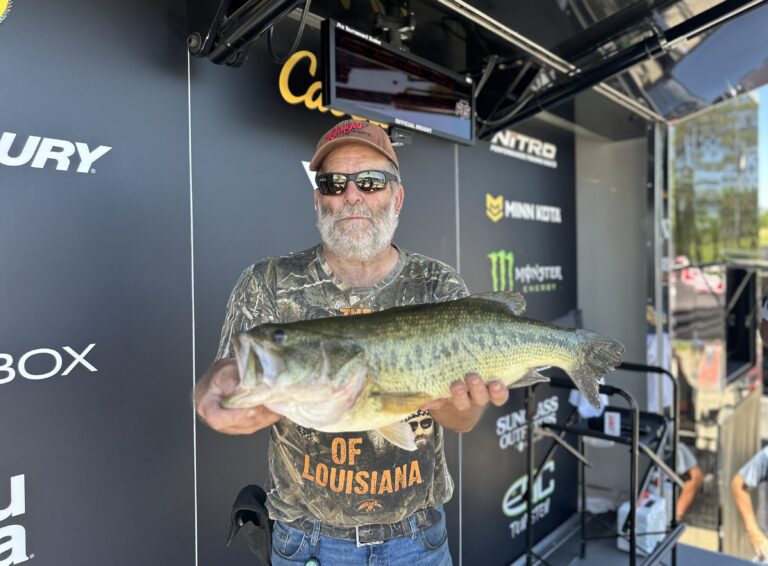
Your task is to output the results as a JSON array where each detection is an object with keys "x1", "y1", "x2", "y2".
[
  {"x1": 232, "y1": 334, "x2": 284, "y2": 387},
  {"x1": 252, "y1": 342, "x2": 285, "y2": 385}
]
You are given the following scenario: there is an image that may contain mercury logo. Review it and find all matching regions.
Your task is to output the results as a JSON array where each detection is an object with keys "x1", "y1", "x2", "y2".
[
  {"x1": 0, "y1": 0, "x2": 12, "y2": 24},
  {"x1": 0, "y1": 474, "x2": 29, "y2": 565},
  {"x1": 489, "y1": 129, "x2": 558, "y2": 169},
  {"x1": 0, "y1": 132, "x2": 112, "y2": 174}
]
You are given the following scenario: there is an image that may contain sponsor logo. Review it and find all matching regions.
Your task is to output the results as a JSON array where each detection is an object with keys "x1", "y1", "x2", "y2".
[
  {"x1": 357, "y1": 500, "x2": 383, "y2": 512},
  {"x1": 488, "y1": 250, "x2": 563, "y2": 294},
  {"x1": 502, "y1": 459, "x2": 556, "y2": 539},
  {"x1": 327, "y1": 122, "x2": 367, "y2": 140},
  {"x1": 0, "y1": 344, "x2": 97, "y2": 385},
  {"x1": 0, "y1": 132, "x2": 112, "y2": 174},
  {"x1": 485, "y1": 193, "x2": 562, "y2": 224},
  {"x1": 278, "y1": 51, "x2": 387, "y2": 128},
  {"x1": 490, "y1": 129, "x2": 558, "y2": 168},
  {"x1": 496, "y1": 396, "x2": 559, "y2": 452},
  {"x1": 0, "y1": 0, "x2": 12, "y2": 24},
  {"x1": 0, "y1": 474, "x2": 30, "y2": 565}
]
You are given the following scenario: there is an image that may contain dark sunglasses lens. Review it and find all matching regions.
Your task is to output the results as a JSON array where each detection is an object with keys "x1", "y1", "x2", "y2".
[
  {"x1": 354, "y1": 171, "x2": 388, "y2": 192},
  {"x1": 317, "y1": 174, "x2": 346, "y2": 195}
]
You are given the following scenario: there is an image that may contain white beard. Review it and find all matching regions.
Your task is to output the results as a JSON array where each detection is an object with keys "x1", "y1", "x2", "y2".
[{"x1": 316, "y1": 197, "x2": 399, "y2": 263}]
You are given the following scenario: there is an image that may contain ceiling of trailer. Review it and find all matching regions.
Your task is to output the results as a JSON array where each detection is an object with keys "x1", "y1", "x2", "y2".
[{"x1": 306, "y1": 0, "x2": 768, "y2": 138}]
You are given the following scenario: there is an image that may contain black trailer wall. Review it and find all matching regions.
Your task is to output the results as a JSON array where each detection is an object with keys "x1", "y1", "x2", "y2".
[{"x1": 1, "y1": 2, "x2": 578, "y2": 564}]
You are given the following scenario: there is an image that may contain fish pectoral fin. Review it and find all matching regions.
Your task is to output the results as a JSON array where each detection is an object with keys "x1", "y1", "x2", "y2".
[
  {"x1": 371, "y1": 392, "x2": 433, "y2": 414},
  {"x1": 509, "y1": 369, "x2": 551, "y2": 389},
  {"x1": 377, "y1": 422, "x2": 417, "y2": 451},
  {"x1": 470, "y1": 291, "x2": 526, "y2": 315}
]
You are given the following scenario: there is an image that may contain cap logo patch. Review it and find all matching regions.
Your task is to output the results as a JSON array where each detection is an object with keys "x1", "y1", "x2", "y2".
[{"x1": 327, "y1": 122, "x2": 367, "y2": 141}]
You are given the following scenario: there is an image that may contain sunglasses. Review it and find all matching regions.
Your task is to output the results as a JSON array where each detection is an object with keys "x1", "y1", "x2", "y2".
[{"x1": 315, "y1": 170, "x2": 399, "y2": 196}]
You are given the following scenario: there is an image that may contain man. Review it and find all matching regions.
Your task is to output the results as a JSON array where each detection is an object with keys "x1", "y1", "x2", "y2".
[
  {"x1": 731, "y1": 446, "x2": 768, "y2": 560},
  {"x1": 675, "y1": 442, "x2": 702, "y2": 521},
  {"x1": 195, "y1": 119, "x2": 508, "y2": 565}
]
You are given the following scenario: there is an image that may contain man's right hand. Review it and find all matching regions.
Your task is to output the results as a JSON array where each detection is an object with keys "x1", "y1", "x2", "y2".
[
  {"x1": 194, "y1": 358, "x2": 281, "y2": 435},
  {"x1": 748, "y1": 527, "x2": 768, "y2": 560}
]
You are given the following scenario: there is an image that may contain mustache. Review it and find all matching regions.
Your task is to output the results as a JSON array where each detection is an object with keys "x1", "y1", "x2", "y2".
[{"x1": 322, "y1": 203, "x2": 373, "y2": 220}]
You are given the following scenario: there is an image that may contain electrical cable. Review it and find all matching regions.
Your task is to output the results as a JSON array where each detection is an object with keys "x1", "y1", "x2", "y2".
[{"x1": 267, "y1": 0, "x2": 312, "y2": 64}]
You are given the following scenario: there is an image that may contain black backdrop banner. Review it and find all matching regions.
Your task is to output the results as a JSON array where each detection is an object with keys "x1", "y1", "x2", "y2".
[{"x1": 1, "y1": 3, "x2": 577, "y2": 565}]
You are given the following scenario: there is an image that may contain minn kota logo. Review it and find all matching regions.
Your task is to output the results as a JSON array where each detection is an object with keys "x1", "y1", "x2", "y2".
[
  {"x1": 486, "y1": 194, "x2": 504, "y2": 222},
  {"x1": 0, "y1": 0, "x2": 12, "y2": 23}
]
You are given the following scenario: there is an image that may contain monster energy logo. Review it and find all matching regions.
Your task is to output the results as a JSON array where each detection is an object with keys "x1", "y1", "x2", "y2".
[
  {"x1": 488, "y1": 250, "x2": 563, "y2": 294},
  {"x1": 488, "y1": 251, "x2": 515, "y2": 292}
]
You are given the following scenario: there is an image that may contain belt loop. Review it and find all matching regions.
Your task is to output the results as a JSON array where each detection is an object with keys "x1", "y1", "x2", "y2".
[
  {"x1": 310, "y1": 518, "x2": 321, "y2": 547},
  {"x1": 406, "y1": 512, "x2": 418, "y2": 539}
]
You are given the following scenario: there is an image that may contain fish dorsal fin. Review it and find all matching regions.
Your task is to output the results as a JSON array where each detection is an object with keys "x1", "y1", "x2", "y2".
[
  {"x1": 377, "y1": 422, "x2": 417, "y2": 451},
  {"x1": 509, "y1": 369, "x2": 551, "y2": 389},
  {"x1": 470, "y1": 291, "x2": 526, "y2": 315},
  {"x1": 370, "y1": 391, "x2": 433, "y2": 415}
]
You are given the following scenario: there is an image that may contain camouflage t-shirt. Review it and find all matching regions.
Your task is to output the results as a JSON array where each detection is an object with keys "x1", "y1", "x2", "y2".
[{"x1": 216, "y1": 244, "x2": 469, "y2": 527}]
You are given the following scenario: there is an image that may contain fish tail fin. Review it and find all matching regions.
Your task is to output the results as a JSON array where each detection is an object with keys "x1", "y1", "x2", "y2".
[{"x1": 567, "y1": 330, "x2": 625, "y2": 408}]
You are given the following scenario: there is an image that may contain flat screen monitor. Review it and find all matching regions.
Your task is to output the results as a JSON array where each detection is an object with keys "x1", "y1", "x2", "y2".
[{"x1": 322, "y1": 19, "x2": 475, "y2": 145}]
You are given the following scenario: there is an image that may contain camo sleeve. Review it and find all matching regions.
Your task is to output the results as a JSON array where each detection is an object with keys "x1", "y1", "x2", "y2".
[
  {"x1": 433, "y1": 263, "x2": 470, "y2": 303},
  {"x1": 216, "y1": 262, "x2": 278, "y2": 360}
]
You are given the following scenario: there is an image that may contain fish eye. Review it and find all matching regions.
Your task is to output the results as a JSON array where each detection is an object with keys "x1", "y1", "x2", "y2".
[{"x1": 271, "y1": 329, "x2": 287, "y2": 344}]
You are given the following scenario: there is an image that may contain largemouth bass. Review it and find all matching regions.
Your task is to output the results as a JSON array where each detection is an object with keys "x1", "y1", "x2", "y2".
[{"x1": 223, "y1": 292, "x2": 624, "y2": 451}]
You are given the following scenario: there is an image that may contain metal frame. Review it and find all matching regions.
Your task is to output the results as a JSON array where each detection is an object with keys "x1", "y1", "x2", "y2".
[
  {"x1": 435, "y1": 0, "x2": 664, "y2": 126},
  {"x1": 523, "y1": 362, "x2": 682, "y2": 565}
]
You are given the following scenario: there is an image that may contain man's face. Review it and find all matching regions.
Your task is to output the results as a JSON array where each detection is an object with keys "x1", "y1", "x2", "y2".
[{"x1": 315, "y1": 144, "x2": 404, "y2": 262}]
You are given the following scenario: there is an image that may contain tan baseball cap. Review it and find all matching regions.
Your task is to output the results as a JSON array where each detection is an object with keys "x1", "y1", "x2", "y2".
[{"x1": 309, "y1": 119, "x2": 399, "y2": 172}]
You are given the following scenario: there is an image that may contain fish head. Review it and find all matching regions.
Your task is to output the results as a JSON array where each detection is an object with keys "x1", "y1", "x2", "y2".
[{"x1": 223, "y1": 322, "x2": 369, "y2": 416}]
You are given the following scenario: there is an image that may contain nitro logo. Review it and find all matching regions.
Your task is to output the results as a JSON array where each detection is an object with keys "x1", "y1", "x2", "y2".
[
  {"x1": 0, "y1": 474, "x2": 29, "y2": 565},
  {"x1": 502, "y1": 459, "x2": 556, "y2": 539},
  {"x1": 0, "y1": 344, "x2": 97, "y2": 385},
  {"x1": 485, "y1": 193, "x2": 562, "y2": 224},
  {"x1": 0, "y1": 132, "x2": 112, "y2": 174},
  {"x1": 496, "y1": 396, "x2": 558, "y2": 452},
  {"x1": 489, "y1": 130, "x2": 558, "y2": 169},
  {"x1": 488, "y1": 250, "x2": 563, "y2": 294}
]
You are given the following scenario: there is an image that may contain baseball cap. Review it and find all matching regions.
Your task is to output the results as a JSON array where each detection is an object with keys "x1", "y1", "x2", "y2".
[{"x1": 309, "y1": 120, "x2": 399, "y2": 172}]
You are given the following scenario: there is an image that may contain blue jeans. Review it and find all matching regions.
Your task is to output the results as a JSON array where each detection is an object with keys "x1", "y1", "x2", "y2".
[{"x1": 270, "y1": 507, "x2": 452, "y2": 566}]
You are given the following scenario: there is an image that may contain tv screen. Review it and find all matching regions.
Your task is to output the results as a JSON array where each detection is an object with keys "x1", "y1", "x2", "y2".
[{"x1": 322, "y1": 19, "x2": 475, "y2": 145}]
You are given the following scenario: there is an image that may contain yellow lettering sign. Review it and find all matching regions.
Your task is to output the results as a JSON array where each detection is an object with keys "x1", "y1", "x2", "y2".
[{"x1": 278, "y1": 50, "x2": 388, "y2": 128}]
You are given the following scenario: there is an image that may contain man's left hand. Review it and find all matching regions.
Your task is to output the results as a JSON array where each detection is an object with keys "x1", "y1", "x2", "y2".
[{"x1": 422, "y1": 373, "x2": 509, "y2": 413}]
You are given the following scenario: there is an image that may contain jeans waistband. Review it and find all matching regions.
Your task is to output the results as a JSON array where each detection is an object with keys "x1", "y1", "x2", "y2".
[{"x1": 282, "y1": 507, "x2": 442, "y2": 547}]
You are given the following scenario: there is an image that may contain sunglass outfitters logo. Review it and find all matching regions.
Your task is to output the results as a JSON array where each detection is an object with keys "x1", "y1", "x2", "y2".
[{"x1": 0, "y1": 0, "x2": 12, "y2": 23}]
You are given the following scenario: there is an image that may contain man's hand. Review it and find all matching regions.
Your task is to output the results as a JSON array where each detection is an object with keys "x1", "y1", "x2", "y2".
[
  {"x1": 748, "y1": 527, "x2": 768, "y2": 560},
  {"x1": 422, "y1": 373, "x2": 509, "y2": 433},
  {"x1": 194, "y1": 358, "x2": 281, "y2": 435}
]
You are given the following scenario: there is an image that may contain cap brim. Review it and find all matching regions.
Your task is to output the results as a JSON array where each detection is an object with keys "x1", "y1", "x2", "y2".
[{"x1": 309, "y1": 137, "x2": 396, "y2": 171}]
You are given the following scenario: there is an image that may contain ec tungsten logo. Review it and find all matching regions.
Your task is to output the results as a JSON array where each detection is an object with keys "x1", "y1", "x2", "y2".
[
  {"x1": 486, "y1": 194, "x2": 504, "y2": 222},
  {"x1": 0, "y1": 0, "x2": 12, "y2": 24},
  {"x1": 488, "y1": 250, "x2": 563, "y2": 294},
  {"x1": 0, "y1": 132, "x2": 112, "y2": 174}
]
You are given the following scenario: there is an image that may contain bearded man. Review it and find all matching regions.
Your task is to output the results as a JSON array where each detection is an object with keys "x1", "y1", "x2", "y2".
[{"x1": 194, "y1": 119, "x2": 508, "y2": 565}]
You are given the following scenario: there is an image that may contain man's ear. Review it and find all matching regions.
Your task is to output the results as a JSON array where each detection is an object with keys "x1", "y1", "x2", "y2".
[
  {"x1": 313, "y1": 190, "x2": 318, "y2": 211},
  {"x1": 395, "y1": 184, "x2": 405, "y2": 215}
]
